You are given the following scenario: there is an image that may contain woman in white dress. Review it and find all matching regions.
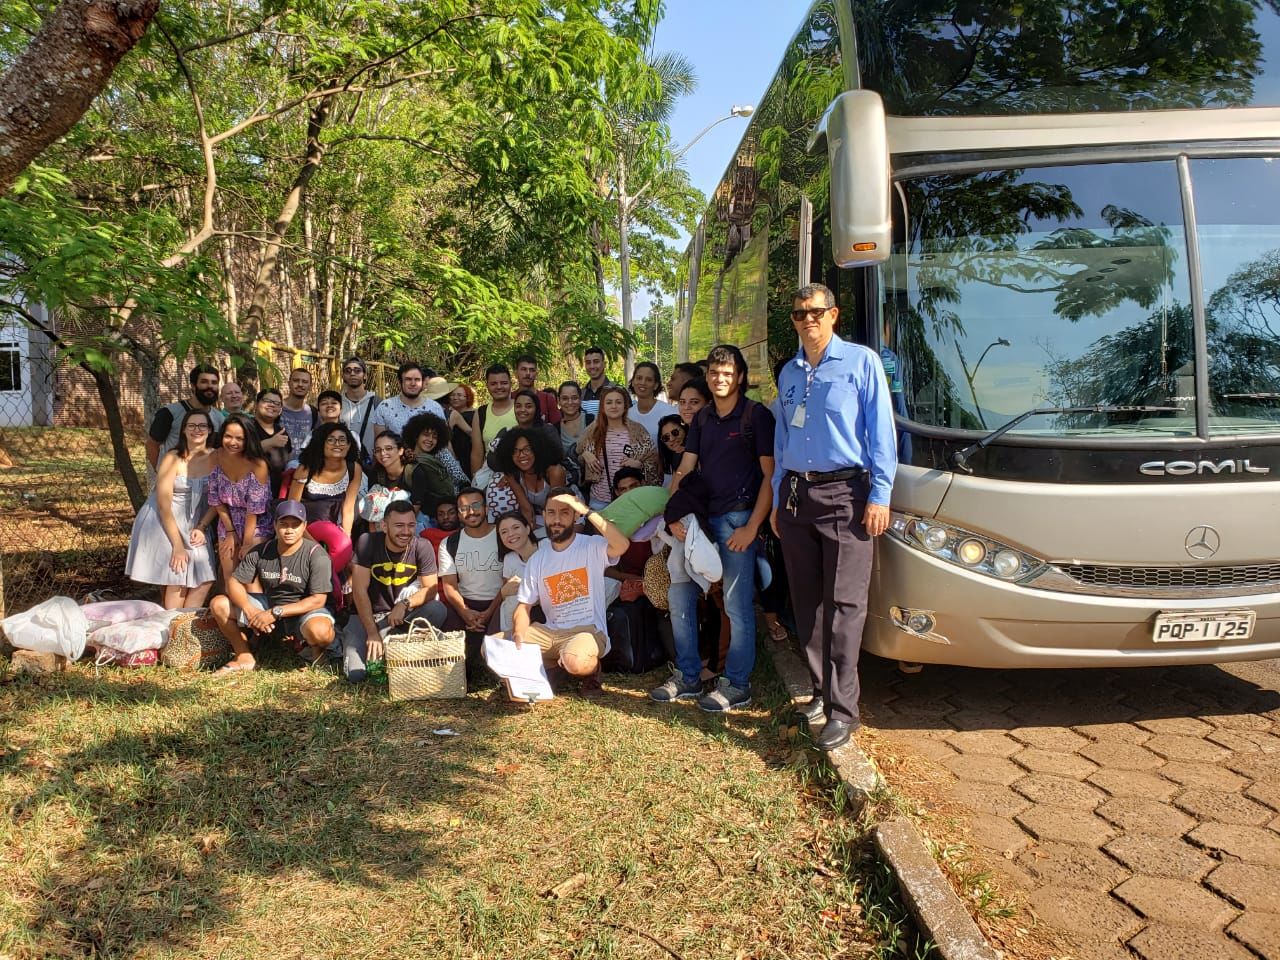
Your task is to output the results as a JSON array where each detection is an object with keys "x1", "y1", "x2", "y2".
[{"x1": 125, "y1": 408, "x2": 218, "y2": 608}]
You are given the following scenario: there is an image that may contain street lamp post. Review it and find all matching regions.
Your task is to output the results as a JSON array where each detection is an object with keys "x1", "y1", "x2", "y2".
[
  {"x1": 958, "y1": 337, "x2": 1011, "y2": 429},
  {"x1": 617, "y1": 105, "x2": 753, "y2": 380}
]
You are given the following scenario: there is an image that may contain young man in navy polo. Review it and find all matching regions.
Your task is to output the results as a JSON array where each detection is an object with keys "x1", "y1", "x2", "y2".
[{"x1": 650, "y1": 344, "x2": 775, "y2": 712}]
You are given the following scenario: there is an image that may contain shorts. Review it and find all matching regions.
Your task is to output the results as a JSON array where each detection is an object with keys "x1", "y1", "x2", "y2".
[
  {"x1": 524, "y1": 623, "x2": 609, "y2": 664},
  {"x1": 238, "y1": 593, "x2": 336, "y2": 638}
]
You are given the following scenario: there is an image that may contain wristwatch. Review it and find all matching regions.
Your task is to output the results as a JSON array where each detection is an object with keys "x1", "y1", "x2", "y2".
[{"x1": 271, "y1": 606, "x2": 284, "y2": 618}]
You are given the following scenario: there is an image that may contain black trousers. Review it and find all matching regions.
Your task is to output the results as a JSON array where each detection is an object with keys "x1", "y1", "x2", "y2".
[{"x1": 777, "y1": 472, "x2": 874, "y2": 724}]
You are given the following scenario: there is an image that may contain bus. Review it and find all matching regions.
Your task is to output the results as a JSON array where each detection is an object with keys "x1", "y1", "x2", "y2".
[{"x1": 678, "y1": 0, "x2": 1280, "y2": 668}]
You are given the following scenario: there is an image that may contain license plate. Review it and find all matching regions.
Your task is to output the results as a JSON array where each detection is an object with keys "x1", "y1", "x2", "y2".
[{"x1": 1152, "y1": 610, "x2": 1256, "y2": 643}]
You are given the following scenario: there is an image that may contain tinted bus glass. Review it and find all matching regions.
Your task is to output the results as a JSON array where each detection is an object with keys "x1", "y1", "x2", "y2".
[
  {"x1": 850, "y1": 0, "x2": 1280, "y2": 115},
  {"x1": 883, "y1": 160, "x2": 1198, "y2": 437},
  {"x1": 1195, "y1": 156, "x2": 1280, "y2": 435}
]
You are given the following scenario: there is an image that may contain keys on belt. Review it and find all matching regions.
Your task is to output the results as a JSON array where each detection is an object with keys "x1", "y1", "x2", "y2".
[{"x1": 785, "y1": 468, "x2": 867, "y2": 515}]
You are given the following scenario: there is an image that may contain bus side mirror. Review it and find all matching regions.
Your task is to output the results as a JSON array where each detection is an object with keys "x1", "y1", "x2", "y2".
[{"x1": 812, "y1": 91, "x2": 891, "y2": 267}]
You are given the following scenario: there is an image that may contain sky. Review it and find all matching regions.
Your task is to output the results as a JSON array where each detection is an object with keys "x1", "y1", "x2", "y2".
[{"x1": 632, "y1": 0, "x2": 809, "y2": 320}]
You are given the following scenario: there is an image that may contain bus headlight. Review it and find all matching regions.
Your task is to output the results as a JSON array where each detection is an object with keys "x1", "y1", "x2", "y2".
[
  {"x1": 992, "y1": 550, "x2": 1023, "y2": 579},
  {"x1": 957, "y1": 539, "x2": 987, "y2": 565},
  {"x1": 921, "y1": 525, "x2": 949, "y2": 552},
  {"x1": 888, "y1": 512, "x2": 1043, "y2": 583}
]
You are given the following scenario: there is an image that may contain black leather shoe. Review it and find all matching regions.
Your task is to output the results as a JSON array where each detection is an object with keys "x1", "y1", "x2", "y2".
[
  {"x1": 815, "y1": 718, "x2": 859, "y2": 751},
  {"x1": 793, "y1": 696, "x2": 825, "y2": 724}
]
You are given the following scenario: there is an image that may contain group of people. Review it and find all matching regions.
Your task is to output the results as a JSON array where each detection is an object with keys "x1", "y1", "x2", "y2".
[{"x1": 123, "y1": 282, "x2": 897, "y2": 747}]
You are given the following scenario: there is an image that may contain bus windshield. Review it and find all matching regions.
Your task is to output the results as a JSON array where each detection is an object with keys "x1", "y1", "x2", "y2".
[{"x1": 882, "y1": 156, "x2": 1280, "y2": 439}]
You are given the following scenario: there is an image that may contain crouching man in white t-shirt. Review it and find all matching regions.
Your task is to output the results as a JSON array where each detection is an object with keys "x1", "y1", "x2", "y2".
[{"x1": 511, "y1": 488, "x2": 630, "y2": 695}]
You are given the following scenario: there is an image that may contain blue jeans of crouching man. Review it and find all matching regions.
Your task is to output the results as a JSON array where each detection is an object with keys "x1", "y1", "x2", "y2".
[{"x1": 667, "y1": 509, "x2": 757, "y2": 689}]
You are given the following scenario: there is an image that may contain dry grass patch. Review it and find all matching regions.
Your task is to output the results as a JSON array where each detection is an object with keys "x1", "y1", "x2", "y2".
[
  {"x1": 0, "y1": 649, "x2": 890, "y2": 959},
  {"x1": 0, "y1": 427, "x2": 145, "y2": 610}
]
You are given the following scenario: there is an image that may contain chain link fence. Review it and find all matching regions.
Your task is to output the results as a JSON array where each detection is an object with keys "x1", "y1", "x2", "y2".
[{"x1": 0, "y1": 334, "x2": 404, "y2": 617}]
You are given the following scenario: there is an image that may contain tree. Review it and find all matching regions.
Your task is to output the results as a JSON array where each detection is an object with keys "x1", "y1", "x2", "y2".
[{"x1": 0, "y1": 0, "x2": 159, "y2": 193}]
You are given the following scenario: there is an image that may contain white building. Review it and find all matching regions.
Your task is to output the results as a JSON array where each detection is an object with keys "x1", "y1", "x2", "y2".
[{"x1": 0, "y1": 304, "x2": 55, "y2": 427}]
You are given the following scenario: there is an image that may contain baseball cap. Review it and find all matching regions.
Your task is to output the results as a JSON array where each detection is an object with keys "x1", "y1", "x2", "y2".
[{"x1": 275, "y1": 501, "x2": 307, "y2": 523}]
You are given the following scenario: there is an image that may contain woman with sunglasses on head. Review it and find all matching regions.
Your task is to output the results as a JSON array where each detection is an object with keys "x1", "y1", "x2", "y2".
[
  {"x1": 249, "y1": 387, "x2": 291, "y2": 497},
  {"x1": 207, "y1": 415, "x2": 273, "y2": 576},
  {"x1": 656, "y1": 413, "x2": 688, "y2": 487},
  {"x1": 125, "y1": 408, "x2": 218, "y2": 608}
]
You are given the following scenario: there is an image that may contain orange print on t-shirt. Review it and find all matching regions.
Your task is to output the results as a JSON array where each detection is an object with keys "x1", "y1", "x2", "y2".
[{"x1": 544, "y1": 568, "x2": 589, "y2": 606}]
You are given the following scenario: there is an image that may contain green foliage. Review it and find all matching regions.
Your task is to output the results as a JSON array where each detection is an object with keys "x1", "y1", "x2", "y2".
[
  {"x1": 4, "y1": 0, "x2": 691, "y2": 383},
  {"x1": 0, "y1": 166, "x2": 239, "y2": 371}
]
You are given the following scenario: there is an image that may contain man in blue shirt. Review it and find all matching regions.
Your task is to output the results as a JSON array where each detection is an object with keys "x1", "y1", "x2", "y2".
[
  {"x1": 651, "y1": 344, "x2": 776, "y2": 713},
  {"x1": 771, "y1": 282, "x2": 897, "y2": 750}
]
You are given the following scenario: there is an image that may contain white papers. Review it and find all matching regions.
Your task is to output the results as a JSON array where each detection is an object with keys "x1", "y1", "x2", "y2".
[{"x1": 482, "y1": 633, "x2": 554, "y2": 701}]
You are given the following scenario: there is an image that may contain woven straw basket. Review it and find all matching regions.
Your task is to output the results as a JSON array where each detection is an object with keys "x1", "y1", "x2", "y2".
[{"x1": 385, "y1": 618, "x2": 467, "y2": 701}]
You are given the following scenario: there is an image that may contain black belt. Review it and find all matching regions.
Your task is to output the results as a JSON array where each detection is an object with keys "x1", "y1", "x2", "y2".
[{"x1": 790, "y1": 467, "x2": 867, "y2": 483}]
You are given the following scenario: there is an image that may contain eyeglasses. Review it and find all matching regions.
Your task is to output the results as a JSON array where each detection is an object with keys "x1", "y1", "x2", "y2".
[
  {"x1": 659, "y1": 430, "x2": 682, "y2": 443},
  {"x1": 186, "y1": 424, "x2": 211, "y2": 432},
  {"x1": 791, "y1": 305, "x2": 832, "y2": 322},
  {"x1": 342, "y1": 366, "x2": 363, "y2": 373},
  {"x1": 258, "y1": 398, "x2": 282, "y2": 406},
  {"x1": 324, "y1": 436, "x2": 349, "y2": 446},
  {"x1": 458, "y1": 502, "x2": 485, "y2": 514}
]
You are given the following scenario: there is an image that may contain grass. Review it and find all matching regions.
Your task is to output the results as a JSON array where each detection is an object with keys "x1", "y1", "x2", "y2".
[
  {"x1": 0, "y1": 644, "x2": 905, "y2": 960},
  {"x1": 0, "y1": 427, "x2": 146, "y2": 611}
]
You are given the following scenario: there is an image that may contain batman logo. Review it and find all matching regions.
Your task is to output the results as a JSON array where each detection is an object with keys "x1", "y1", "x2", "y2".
[{"x1": 372, "y1": 561, "x2": 418, "y2": 588}]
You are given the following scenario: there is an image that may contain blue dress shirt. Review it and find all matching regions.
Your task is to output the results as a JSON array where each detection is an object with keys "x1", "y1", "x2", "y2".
[{"x1": 772, "y1": 334, "x2": 898, "y2": 506}]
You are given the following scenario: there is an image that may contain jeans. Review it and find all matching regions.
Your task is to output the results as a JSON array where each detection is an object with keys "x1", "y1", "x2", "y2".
[
  {"x1": 341, "y1": 601, "x2": 447, "y2": 681},
  {"x1": 669, "y1": 510, "x2": 757, "y2": 690}
]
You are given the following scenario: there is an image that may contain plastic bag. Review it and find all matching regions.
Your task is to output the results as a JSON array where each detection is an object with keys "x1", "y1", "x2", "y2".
[
  {"x1": 87, "y1": 609, "x2": 185, "y2": 654},
  {"x1": 1, "y1": 596, "x2": 88, "y2": 659},
  {"x1": 81, "y1": 599, "x2": 165, "y2": 630}
]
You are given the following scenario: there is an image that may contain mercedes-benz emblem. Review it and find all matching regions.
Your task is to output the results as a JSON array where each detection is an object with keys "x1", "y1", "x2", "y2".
[{"x1": 1185, "y1": 525, "x2": 1221, "y2": 560}]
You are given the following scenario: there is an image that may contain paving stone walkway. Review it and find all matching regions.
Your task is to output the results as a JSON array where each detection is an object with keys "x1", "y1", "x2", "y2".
[{"x1": 859, "y1": 657, "x2": 1280, "y2": 960}]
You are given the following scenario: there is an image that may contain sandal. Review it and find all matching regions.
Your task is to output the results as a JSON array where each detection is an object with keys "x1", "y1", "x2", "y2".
[{"x1": 767, "y1": 621, "x2": 789, "y2": 642}]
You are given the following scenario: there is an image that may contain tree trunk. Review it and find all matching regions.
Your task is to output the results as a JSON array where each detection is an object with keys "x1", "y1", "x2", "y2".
[
  {"x1": 237, "y1": 95, "x2": 334, "y2": 378},
  {"x1": 136, "y1": 345, "x2": 161, "y2": 429},
  {"x1": 589, "y1": 220, "x2": 607, "y2": 318},
  {"x1": 90, "y1": 366, "x2": 146, "y2": 511},
  {"x1": 0, "y1": 0, "x2": 159, "y2": 193}
]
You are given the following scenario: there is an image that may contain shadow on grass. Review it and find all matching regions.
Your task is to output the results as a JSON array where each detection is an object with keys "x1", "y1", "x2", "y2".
[
  {"x1": 1, "y1": 673, "x2": 518, "y2": 955},
  {"x1": 0, "y1": 643, "x2": 814, "y2": 958}
]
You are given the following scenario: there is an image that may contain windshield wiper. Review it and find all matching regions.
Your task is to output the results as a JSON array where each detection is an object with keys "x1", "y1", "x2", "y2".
[
  {"x1": 1223, "y1": 392, "x2": 1280, "y2": 401},
  {"x1": 949, "y1": 405, "x2": 1184, "y2": 474}
]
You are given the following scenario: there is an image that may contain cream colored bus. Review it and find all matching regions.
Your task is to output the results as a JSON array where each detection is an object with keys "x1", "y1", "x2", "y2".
[{"x1": 679, "y1": 0, "x2": 1280, "y2": 667}]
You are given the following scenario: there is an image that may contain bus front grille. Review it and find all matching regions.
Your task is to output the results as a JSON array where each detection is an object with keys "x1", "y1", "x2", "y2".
[{"x1": 1059, "y1": 563, "x2": 1280, "y2": 594}]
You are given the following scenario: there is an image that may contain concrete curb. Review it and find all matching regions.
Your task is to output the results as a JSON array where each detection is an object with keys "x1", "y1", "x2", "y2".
[
  {"x1": 765, "y1": 637, "x2": 998, "y2": 960},
  {"x1": 874, "y1": 818, "x2": 999, "y2": 960}
]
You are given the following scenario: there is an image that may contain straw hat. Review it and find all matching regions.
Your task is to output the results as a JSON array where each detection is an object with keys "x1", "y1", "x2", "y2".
[{"x1": 422, "y1": 376, "x2": 458, "y2": 401}]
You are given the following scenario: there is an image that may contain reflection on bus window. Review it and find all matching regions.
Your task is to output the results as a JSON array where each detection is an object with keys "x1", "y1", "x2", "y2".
[
  {"x1": 883, "y1": 160, "x2": 1198, "y2": 438},
  {"x1": 1194, "y1": 156, "x2": 1280, "y2": 435}
]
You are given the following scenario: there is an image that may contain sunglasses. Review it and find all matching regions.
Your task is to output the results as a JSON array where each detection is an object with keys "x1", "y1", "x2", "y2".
[
  {"x1": 659, "y1": 430, "x2": 682, "y2": 442},
  {"x1": 791, "y1": 306, "x2": 831, "y2": 322},
  {"x1": 458, "y1": 502, "x2": 485, "y2": 514}
]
